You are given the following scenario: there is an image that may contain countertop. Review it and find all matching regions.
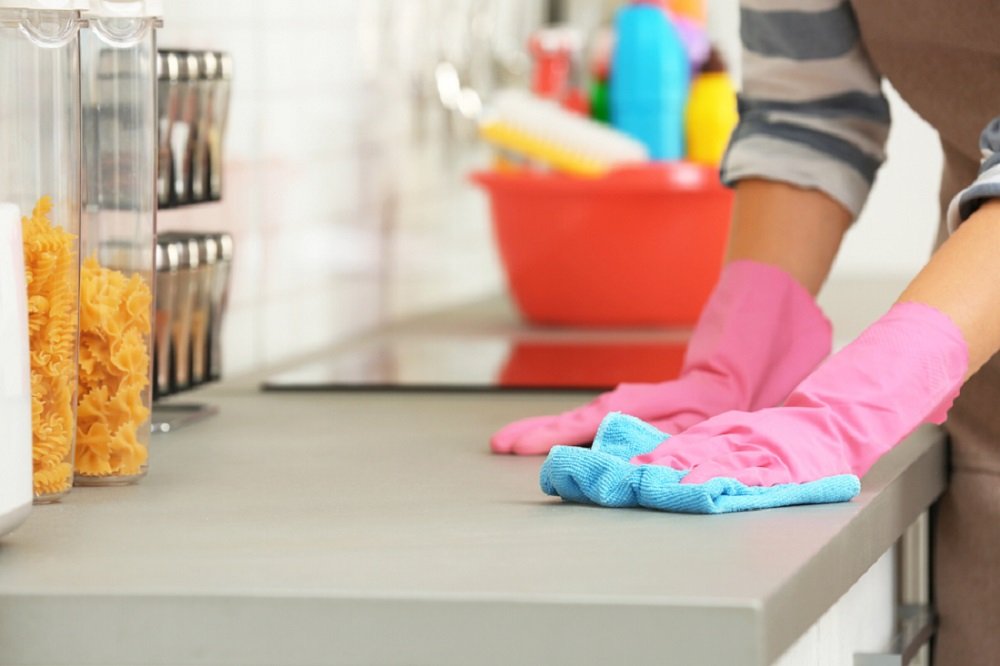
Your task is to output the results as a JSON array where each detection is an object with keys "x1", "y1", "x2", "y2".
[{"x1": 0, "y1": 379, "x2": 946, "y2": 665}]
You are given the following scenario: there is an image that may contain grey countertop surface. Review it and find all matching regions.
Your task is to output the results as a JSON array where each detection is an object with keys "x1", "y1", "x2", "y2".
[
  {"x1": 0, "y1": 388, "x2": 945, "y2": 666},
  {"x1": 0, "y1": 287, "x2": 944, "y2": 666}
]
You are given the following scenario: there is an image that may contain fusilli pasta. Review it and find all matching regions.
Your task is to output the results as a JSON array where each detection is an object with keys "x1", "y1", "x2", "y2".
[{"x1": 22, "y1": 197, "x2": 77, "y2": 499}]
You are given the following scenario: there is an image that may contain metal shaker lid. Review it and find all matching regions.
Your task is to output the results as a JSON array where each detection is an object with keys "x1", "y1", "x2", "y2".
[
  {"x1": 198, "y1": 51, "x2": 218, "y2": 81},
  {"x1": 216, "y1": 52, "x2": 233, "y2": 80},
  {"x1": 183, "y1": 236, "x2": 201, "y2": 268},
  {"x1": 158, "y1": 232, "x2": 199, "y2": 268},
  {"x1": 172, "y1": 50, "x2": 200, "y2": 83},
  {"x1": 195, "y1": 234, "x2": 219, "y2": 265},
  {"x1": 213, "y1": 232, "x2": 234, "y2": 261},
  {"x1": 188, "y1": 235, "x2": 219, "y2": 268},
  {"x1": 155, "y1": 236, "x2": 181, "y2": 273},
  {"x1": 157, "y1": 49, "x2": 179, "y2": 81}
]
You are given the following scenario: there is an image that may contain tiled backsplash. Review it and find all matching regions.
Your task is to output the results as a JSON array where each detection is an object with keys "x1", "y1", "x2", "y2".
[{"x1": 155, "y1": 1, "x2": 553, "y2": 375}]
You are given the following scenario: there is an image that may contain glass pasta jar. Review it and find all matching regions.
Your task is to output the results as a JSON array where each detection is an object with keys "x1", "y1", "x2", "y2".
[
  {"x1": 75, "y1": 0, "x2": 161, "y2": 486},
  {"x1": 0, "y1": 0, "x2": 85, "y2": 503}
]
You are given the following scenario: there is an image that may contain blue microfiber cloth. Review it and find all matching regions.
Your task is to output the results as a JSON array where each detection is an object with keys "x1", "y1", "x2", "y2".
[{"x1": 539, "y1": 413, "x2": 861, "y2": 514}]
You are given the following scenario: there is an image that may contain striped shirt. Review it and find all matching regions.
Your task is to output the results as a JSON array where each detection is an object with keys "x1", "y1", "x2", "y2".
[
  {"x1": 948, "y1": 117, "x2": 1000, "y2": 230},
  {"x1": 721, "y1": 0, "x2": 1000, "y2": 227}
]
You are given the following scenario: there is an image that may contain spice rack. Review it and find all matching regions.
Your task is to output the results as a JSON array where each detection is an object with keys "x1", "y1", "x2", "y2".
[{"x1": 152, "y1": 48, "x2": 233, "y2": 433}]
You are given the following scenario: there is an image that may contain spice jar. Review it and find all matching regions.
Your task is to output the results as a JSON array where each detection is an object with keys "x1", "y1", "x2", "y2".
[
  {"x1": 208, "y1": 53, "x2": 232, "y2": 201},
  {"x1": 156, "y1": 49, "x2": 179, "y2": 208},
  {"x1": 158, "y1": 233, "x2": 198, "y2": 392},
  {"x1": 188, "y1": 234, "x2": 216, "y2": 386},
  {"x1": 153, "y1": 238, "x2": 179, "y2": 400},
  {"x1": 206, "y1": 232, "x2": 233, "y2": 381}
]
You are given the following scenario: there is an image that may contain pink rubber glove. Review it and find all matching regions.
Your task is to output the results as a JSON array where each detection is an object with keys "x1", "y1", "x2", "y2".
[
  {"x1": 491, "y1": 260, "x2": 832, "y2": 455},
  {"x1": 632, "y1": 302, "x2": 969, "y2": 486}
]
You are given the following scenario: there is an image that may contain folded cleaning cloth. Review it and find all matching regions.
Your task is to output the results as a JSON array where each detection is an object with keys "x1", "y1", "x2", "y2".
[{"x1": 539, "y1": 413, "x2": 861, "y2": 514}]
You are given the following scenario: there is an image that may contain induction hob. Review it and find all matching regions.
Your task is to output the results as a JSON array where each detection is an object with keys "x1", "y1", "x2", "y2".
[{"x1": 262, "y1": 299, "x2": 690, "y2": 392}]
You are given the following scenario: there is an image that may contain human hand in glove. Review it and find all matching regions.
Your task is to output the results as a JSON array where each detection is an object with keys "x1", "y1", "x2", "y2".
[
  {"x1": 491, "y1": 261, "x2": 832, "y2": 455},
  {"x1": 541, "y1": 302, "x2": 968, "y2": 512}
]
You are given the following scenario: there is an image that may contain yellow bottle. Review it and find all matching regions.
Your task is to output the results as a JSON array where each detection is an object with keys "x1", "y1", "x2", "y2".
[
  {"x1": 685, "y1": 69, "x2": 738, "y2": 166},
  {"x1": 668, "y1": 0, "x2": 706, "y2": 26}
]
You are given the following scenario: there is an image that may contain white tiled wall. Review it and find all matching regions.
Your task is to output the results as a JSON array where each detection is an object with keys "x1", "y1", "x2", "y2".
[{"x1": 157, "y1": 1, "x2": 549, "y2": 374}]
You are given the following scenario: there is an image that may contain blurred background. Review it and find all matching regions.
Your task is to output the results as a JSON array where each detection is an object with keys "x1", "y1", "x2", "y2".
[{"x1": 156, "y1": 0, "x2": 944, "y2": 377}]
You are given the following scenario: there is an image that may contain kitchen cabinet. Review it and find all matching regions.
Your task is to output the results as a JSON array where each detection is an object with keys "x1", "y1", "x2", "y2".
[{"x1": 776, "y1": 548, "x2": 895, "y2": 664}]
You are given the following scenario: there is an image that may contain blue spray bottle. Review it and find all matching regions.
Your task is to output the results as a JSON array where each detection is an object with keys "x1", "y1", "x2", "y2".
[{"x1": 610, "y1": 0, "x2": 690, "y2": 160}]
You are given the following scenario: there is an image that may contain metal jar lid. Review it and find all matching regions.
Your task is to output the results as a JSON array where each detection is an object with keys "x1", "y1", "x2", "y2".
[
  {"x1": 157, "y1": 49, "x2": 179, "y2": 82},
  {"x1": 213, "y1": 232, "x2": 233, "y2": 261},
  {"x1": 157, "y1": 232, "x2": 199, "y2": 269},
  {"x1": 215, "y1": 51, "x2": 233, "y2": 81},
  {"x1": 198, "y1": 50, "x2": 218, "y2": 81},
  {"x1": 172, "y1": 50, "x2": 200, "y2": 83},
  {"x1": 194, "y1": 233, "x2": 219, "y2": 265},
  {"x1": 155, "y1": 237, "x2": 180, "y2": 273}
]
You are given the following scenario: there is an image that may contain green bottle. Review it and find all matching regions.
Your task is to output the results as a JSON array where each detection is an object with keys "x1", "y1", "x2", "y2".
[{"x1": 590, "y1": 78, "x2": 610, "y2": 124}]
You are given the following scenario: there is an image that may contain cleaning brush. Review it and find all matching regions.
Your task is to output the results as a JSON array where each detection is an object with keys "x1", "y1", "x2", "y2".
[{"x1": 479, "y1": 89, "x2": 649, "y2": 177}]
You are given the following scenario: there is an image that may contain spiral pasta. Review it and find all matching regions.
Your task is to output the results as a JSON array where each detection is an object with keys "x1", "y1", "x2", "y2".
[
  {"x1": 22, "y1": 197, "x2": 77, "y2": 499},
  {"x1": 75, "y1": 256, "x2": 151, "y2": 479}
]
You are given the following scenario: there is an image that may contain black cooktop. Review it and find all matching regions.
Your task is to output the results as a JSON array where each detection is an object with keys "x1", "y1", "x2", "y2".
[
  {"x1": 262, "y1": 298, "x2": 692, "y2": 392},
  {"x1": 262, "y1": 335, "x2": 688, "y2": 392}
]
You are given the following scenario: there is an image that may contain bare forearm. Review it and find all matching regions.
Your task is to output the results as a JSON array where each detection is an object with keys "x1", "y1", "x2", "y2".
[
  {"x1": 728, "y1": 179, "x2": 852, "y2": 296},
  {"x1": 899, "y1": 200, "x2": 1000, "y2": 375}
]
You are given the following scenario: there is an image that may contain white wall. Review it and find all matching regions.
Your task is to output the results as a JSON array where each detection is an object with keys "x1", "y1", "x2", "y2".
[{"x1": 833, "y1": 89, "x2": 941, "y2": 277}]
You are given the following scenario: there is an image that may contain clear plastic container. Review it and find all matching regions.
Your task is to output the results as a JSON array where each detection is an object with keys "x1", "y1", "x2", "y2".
[
  {"x1": 0, "y1": 1, "x2": 85, "y2": 503},
  {"x1": 75, "y1": 0, "x2": 160, "y2": 485}
]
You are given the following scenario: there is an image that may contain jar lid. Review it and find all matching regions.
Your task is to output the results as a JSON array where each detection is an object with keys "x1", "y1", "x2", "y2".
[
  {"x1": 84, "y1": 0, "x2": 161, "y2": 18},
  {"x1": 216, "y1": 52, "x2": 233, "y2": 80},
  {"x1": 0, "y1": 0, "x2": 87, "y2": 9},
  {"x1": 212, "y1": 232, "x2": 234, "y2": 261},
  {"x1": 172, "y1": 50, "x2": 201, "y2": 82},
  {"x1": 157, "y1": 233, "x2": 199, "y2": 269},
  {"x1": 192, "y1": 234, "x2": 218, "y2": 265},
  {"x1": 198, "y1": 51, "x2": 218, "y2": 81},
  {"x1": 157, "y1": 50, "x2": 179, "y2": 81},
  {"x1": 155, "y1": 239, "x2": 180, "y2": 273}
]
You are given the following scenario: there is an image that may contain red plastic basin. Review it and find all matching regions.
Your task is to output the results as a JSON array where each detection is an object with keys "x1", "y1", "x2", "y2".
[{"x1": 472, "y1": 163, "x2": 733, "y2": 326}]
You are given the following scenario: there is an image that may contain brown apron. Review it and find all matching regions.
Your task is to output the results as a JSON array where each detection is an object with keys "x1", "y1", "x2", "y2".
[{"x1": 850, "y1": 2, "x2": 1000, "y2": 663}]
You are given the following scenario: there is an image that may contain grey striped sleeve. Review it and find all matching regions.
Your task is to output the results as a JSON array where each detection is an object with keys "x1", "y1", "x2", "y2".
[
  {"x1": 946, "y1": 116, "x2": 1000, "y2": 231},
  {"x1": 720, "y1": 0, "x2": 891, "y2": 218}
]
